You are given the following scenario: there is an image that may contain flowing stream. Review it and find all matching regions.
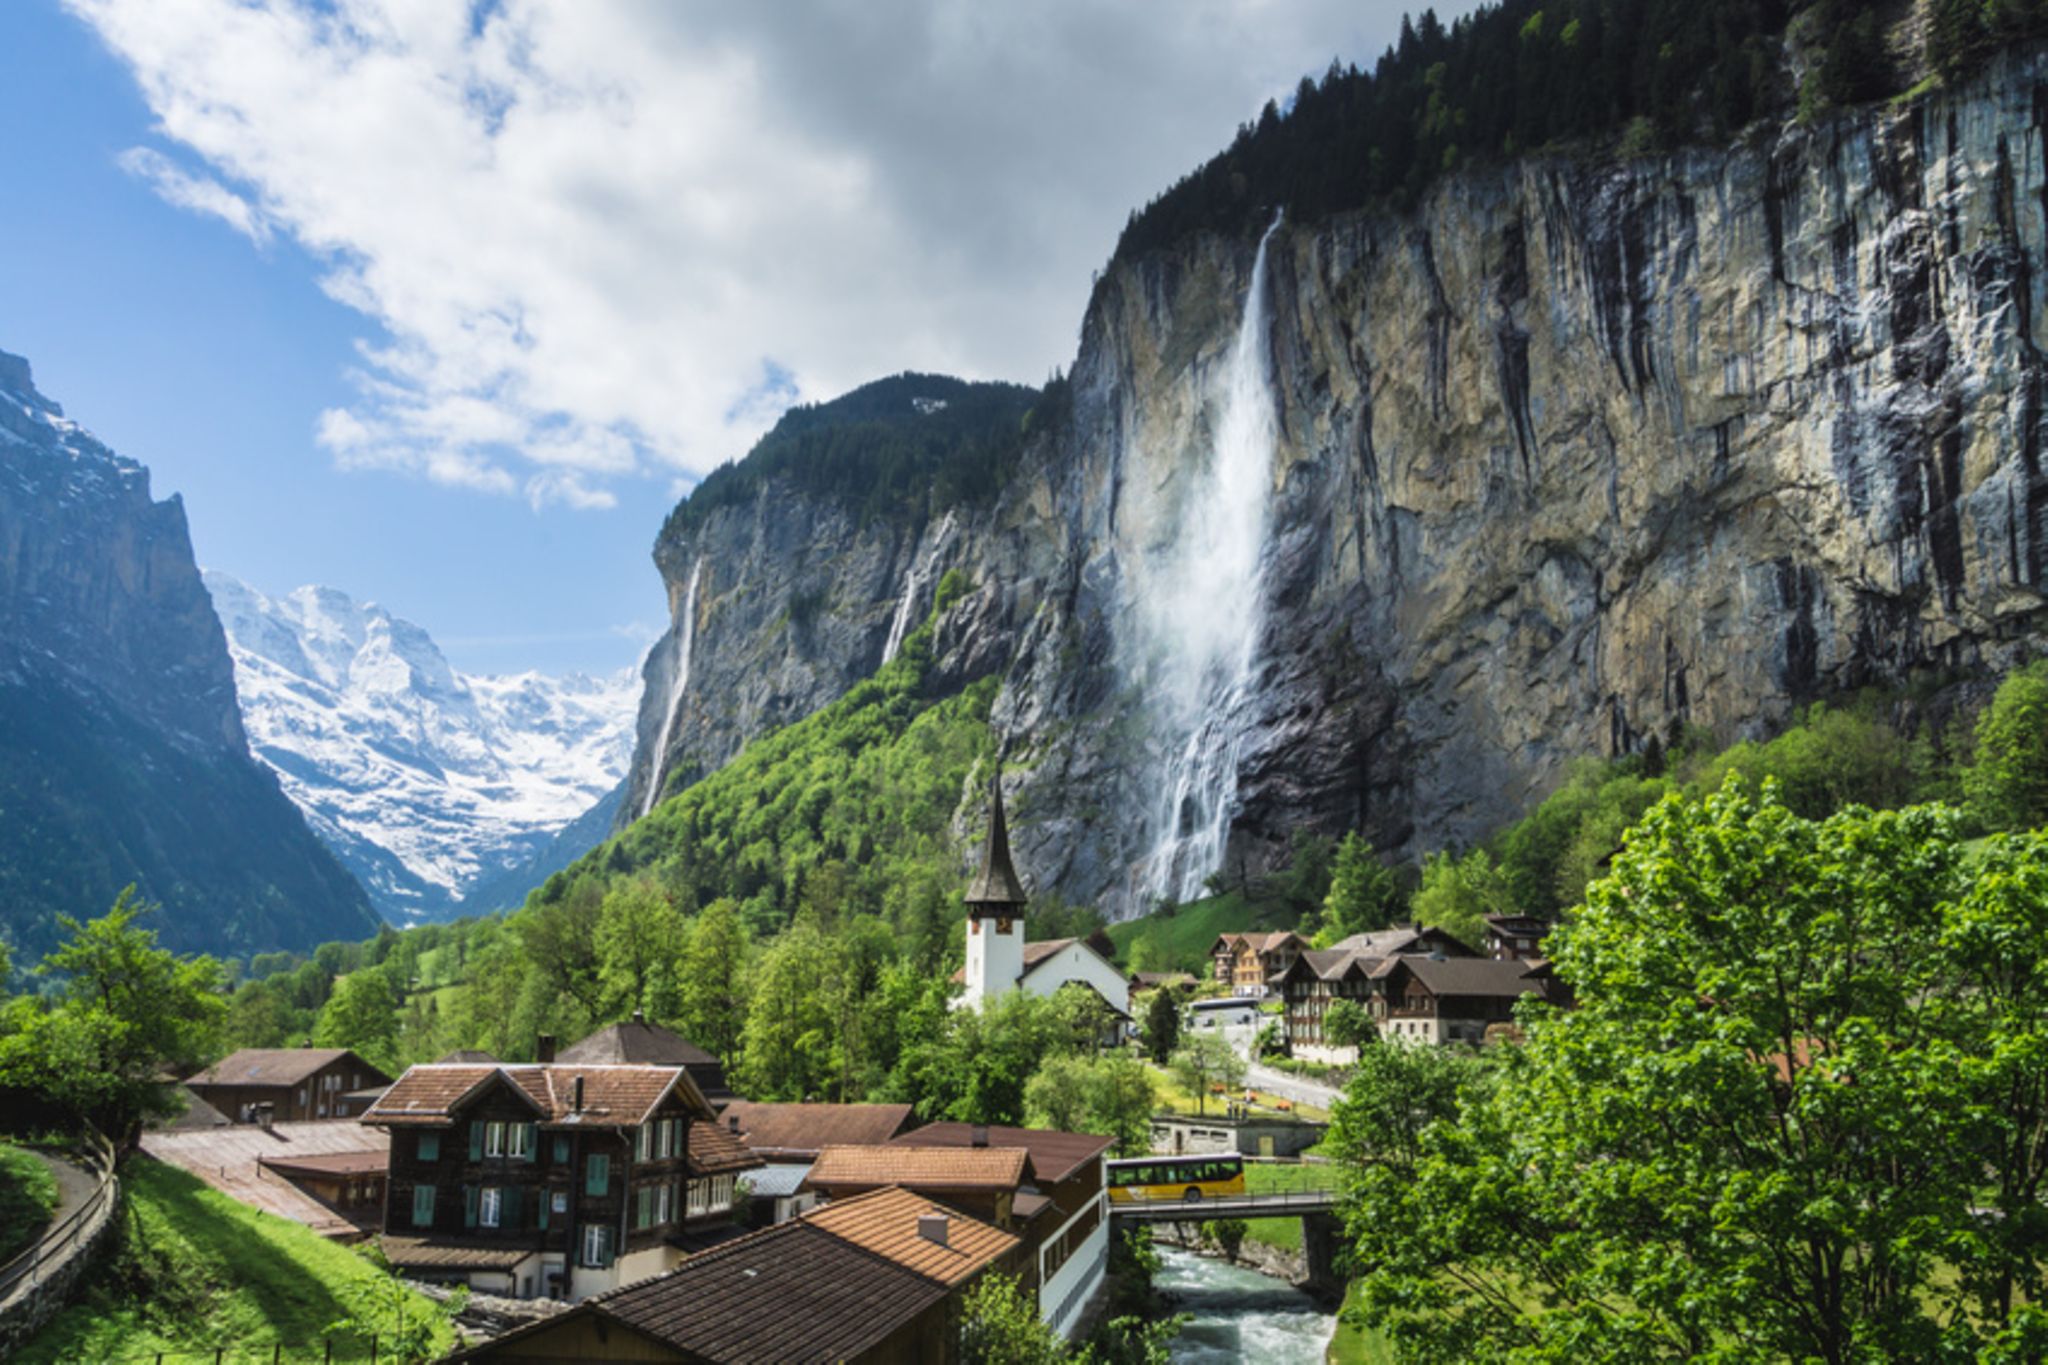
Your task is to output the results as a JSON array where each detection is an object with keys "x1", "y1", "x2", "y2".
[
  {"x1": 638, "y1": 555, "x2": 704, "y2": 818},
  {"x1": 1155, "y1": 1246, "x2": 1336, "y2": 1362},
  {"x1": 1137, "y1": 211, "x2": 1285, "y2": 905}
]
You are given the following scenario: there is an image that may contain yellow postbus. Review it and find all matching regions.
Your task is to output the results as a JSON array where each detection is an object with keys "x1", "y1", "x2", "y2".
[{"x1": 1106, "y1": 1154, "x2": 1246, "y2": 1203}]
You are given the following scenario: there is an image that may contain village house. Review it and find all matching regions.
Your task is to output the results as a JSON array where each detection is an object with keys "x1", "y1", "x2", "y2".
[
  {"x1": 1375, "y1": 955, "x2": 1558, "y2": 1045},
  {"x1": 954, "y1": 777, "x2": 1130, "y2": 1027},
  {"x1": 447, "y1": 1186, "x2": 1021, "y2": 1364},
  {"x1": 1484, "y1": 912, "x2": 1551, "y2": 961},
  {"x1": 1273, "y1": 925, "x2": 1478, "y2": 1062},
  {"x1": 715, "y1": 1100, "x2": 916, "y2": 1224},
  {"x1": 359, "y1": 1059, "x2": 759, "y2": 1301},
  {"x1": 183, "y1": 1047, "x2": 392, "y2": 1125},
  {"x1": 1208, "y1": 931, "x2": 1307, "y2": 998}
]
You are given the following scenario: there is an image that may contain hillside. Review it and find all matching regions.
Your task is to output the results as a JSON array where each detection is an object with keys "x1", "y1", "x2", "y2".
[{"x1": 0, "y1": 349, "x2": 377, "y2": 958}]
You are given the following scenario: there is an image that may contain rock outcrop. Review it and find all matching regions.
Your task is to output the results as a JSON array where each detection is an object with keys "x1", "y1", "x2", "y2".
[
  {"x1": 0, "y1": 349, "x2": 378, "y2": 956},
  {"x1": 631, "y1": 50, "x2": 2048, "y2": 917}
]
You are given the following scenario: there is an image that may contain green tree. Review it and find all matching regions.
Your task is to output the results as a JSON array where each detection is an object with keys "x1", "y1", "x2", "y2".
[
  {"x1": 594, "y1": 878, "x2": 686, "y2": 1020},
  {"x1": 959, "y1": 1272, "x2": 1065, "y2": 1364},
  {"x1": 1315, "y1": 832, "x2": 1401, "y2": 946},
  {"x1": 0, "y1": 889, "x2": 226, "y2": 1139},
  {"x1": 1025, "y1": 1054, "x2": 1158, "y2": 1156},
  {"x1": 1341, "y1": 781, "x2": 2048, "y2": 1361},
  {"x1": 314, "y1": 965, "x2": 402, "y2": 1073},
  {"x1": 1140, "y1": 988, "x2": 1180, "y2": 1065},
  {"x1": 1410, "y1": 847, "x2": 1516, "y2": 946},
  {"x1": 678, "y1": 897, "x2": 748, "y2": 1058},
  {"x1": 1169, "y1": 1033, "x2": 1245, "y2": 1117},
  {"x1": 737, "y1": 916, "x2": 840, "y2": 1101},
  {"x1": 325, "y1": 1243, "x2": 467, "y2": 1364},
  {"x1": 1322, "y1": 998, "x2": 1375, "y2": 1051},
  {"x1": 1965, "y1": 661, "x2": 2048, "y2": 831}
]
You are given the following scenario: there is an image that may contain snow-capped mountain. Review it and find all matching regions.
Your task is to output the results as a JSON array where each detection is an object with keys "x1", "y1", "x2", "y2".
[{"x1": 204, "y1": 571, "x2": 638, "y2": 923}]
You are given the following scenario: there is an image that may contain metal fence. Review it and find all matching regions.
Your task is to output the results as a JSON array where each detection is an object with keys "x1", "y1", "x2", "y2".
[{"x1": 0, "y1": 1132, "x2": 118, "y2": 1309}]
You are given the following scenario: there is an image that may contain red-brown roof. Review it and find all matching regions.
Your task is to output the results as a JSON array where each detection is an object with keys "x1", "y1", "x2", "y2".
[
  {"x1": 893, "y1": 1121, "x2": 1114, "y2": 1186},
  {"x1": 1387, "y1": 956, "x2": 1547, "y2": 999},
  {"x1": 449, "y1": 1187, "x2": 1016, "y2": 1364},
  {"x1": 804, "y1": 1144, "x2": 1027, "y2": 1194},
  {"x1": 186, "y1": 1048, "x2": 388, "y2": 1089},
  {"x1": 360, "y1": 1063, "x2": 713, "y2": 1129},
  {"x1": 717, "y1": 1102, "x2": 915, "y2": 1159},
  {"x1": 686, "y1": 1120, "x2": 763, "y2": 1175}
]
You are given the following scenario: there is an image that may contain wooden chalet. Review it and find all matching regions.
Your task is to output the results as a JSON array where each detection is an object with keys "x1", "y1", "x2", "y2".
[
  {"x1": 360, "y1": 1060, "x2": 760, "y2": 1301},
  {"x1": 1273, "y1": 925, "x2": 1476, "y2": 1061},
  {"x1": 1375, "y1": 955, "x2": 1558, "y2": 1045},
  {"x1": 1208, "y1": 931, "x2": 1306, "y2": 997},
  {"x1": 449, "y1": 1186, "x2": 1021, "y2": 1363},
  {"x1": 1484, "y1": 912, "x2": 1552, "y2": 961},
  {"x1": 184, "y1": 1047, "x2": 392, "y2": 1124}
]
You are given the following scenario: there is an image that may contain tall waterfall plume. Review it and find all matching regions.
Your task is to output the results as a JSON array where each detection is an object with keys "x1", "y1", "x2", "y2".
[
  {"x1": 639, "y1": 556, "x2": 705, "y2": 819},
  {"x1": 882, "y1": 510, "x2": 959, "y2": 664},
  {"x1": 1136, "y1": 212, "x2": 1284, "y2": 906}
]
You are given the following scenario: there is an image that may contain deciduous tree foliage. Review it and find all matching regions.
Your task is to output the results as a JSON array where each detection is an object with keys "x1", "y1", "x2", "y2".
[{"x1": 1334, "y1": 781, "x2": 2048, "y2": 1362}]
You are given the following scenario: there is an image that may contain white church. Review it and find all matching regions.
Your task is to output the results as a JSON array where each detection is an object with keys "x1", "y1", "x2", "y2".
[{"x1": 956, "y1": 774, "x2": 1131, "y2": 1023}]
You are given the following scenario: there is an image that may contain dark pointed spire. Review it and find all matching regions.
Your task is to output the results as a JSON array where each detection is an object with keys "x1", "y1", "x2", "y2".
[{"x1": 965, "y1": 767, "x2": 1028, "y2": 913}]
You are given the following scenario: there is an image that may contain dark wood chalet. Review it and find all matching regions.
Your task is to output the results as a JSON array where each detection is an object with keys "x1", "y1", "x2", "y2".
[
  {"x1": 1484, "y1": 912, "x2": 1552, "y2": 961},
  {"x1": 1274, "y1": 926, "x2": 1476, "y2": 1062},
  {"x1": 185, "y1": 1048, "x2": 392, "y2": 1124},
  {"x1": 360, "y1": 1061, "x2": 760, "y2": 1301},
  {"x1": 1374, "y1": 956, "x2": 1553, "y2": 1045}
]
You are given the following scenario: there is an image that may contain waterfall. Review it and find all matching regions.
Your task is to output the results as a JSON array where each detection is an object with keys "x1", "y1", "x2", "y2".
[
  {"x1": 638, "y1": 556, "x2": 705, "y2": 819},
  {"x1": 882, "y1": 510, "x2": 958, "y2": 664},
  {"x1": 1137, "y1": 212, "x2": 1284, "y2": 905}
]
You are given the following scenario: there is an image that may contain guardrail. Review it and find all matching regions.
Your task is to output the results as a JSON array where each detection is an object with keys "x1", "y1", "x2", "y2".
[
  {"x1": 0, "y1": 1130, "x2": 119, "y2": 1309},
  {"x1": 1108, "y1": 1188, "x2": 1340, "y2": 1222}
]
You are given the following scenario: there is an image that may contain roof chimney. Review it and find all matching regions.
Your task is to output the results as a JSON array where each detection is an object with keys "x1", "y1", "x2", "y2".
[
  {"x1": 971, "y1": 1124, "x2": 989, "y2": 1148},
  {"x1": 917, "y1": 1212, "x2": 950, "y2": 1247},
  {"x1": 536, "y1": 1034, "x2": 557, "y2": 1064},
  {"x1": 727, "y1": 1114, "x2": 740, "y2": 1133},
  {"x1": 572, "y1": 1075, "x2": 585, "y2": 1112}
]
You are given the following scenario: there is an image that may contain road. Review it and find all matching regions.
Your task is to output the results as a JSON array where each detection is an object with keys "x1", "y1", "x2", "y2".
[{"x1": 1243, "y1": 1061, "x2": 1344, "y2": 1114}]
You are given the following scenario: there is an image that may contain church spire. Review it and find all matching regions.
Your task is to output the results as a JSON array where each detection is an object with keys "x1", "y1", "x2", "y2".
[{"x1": 965, "y1": 767, "x2": 1028, "y2": 913}]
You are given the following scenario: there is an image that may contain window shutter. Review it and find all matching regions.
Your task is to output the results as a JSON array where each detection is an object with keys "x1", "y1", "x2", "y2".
[
  {"x1": 538, "y1": 1188, "x2": 550, "y2": 1230},
  {"x1": 418, "y1": 1132, "x2": 439, "y2": 1162},
  {"x1": 587, "y1": 1153, "x2": 609, "y2": 1197},
  {"x1": 463, "y1": 1185, "x2": 478, "y2": 1229},
  {"x1": 523, "y1": 1123, "x2": 538, "y2": 1163},
  {"x1": 412, "y1": 1184, "x2": 435, "y2": 1228},
  {"x1": 468, "y1": 1121, "x2": 484, "y2": 1160},
  {"x1": 599, "y1": 1225, "x2": 614, "y2": 1265},
  {"x1": 553, "y1": 1136, "x2": 570, "y2": 1164},
  {"x1": 635, "y1": 1124, "x2": 649, "y2": 1163},
  {"x1": 502, "y1": 1185, "x2": 523, "y2": 1230}
]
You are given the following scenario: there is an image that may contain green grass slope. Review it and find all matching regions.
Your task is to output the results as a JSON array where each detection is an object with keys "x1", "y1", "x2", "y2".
[
  {"x1": 0, "y1": 1143, "x2": 58, "y2": 1263},
  {"x1": 18, "y1": 1159, "x2": 454, "y2": 1363},
  {"x1": 1105, "y1": 890, "x2": 1296, "y2": 974}
]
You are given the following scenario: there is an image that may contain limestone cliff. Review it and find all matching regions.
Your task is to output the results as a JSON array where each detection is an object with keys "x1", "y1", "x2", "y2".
[
  {"x1": 632, "y1": 50, "x2": 2048, "y2": 917},
  {"x1": 0, "y1": 348, "x2": 379, "y2": 956}
]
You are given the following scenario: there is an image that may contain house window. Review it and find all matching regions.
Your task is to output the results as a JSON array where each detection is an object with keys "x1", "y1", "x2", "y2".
[
  {"x1": 485, "y1": 1122, "x2": 507, "y2": 1157},
  {"x1": 636, "y1": 1185, "x2": 654, "y2": 1229},
  {"x1": 687, "y1": 1179, "x2": 708, "y2": 1216},
  {"x1": 508, "y1": 1122, "x2": 532, "y2": 1159},
  {"x1": 417, "y1": 1132, "x2": 440, "y2": 1162},
  {"x1": 657, "y1": 1119, "x2": 675, "y2": 1160},
  {"x1": 635, "y1": 1124, "x2": 651, "y2": 1163},
  {"x1": 581, "y1": 1224, "x2": 612, "y2": 1268},
  {"x1": 586, "y1": 1153, "x2": 610, "y2": 1197},
  {"x1": 411, "y1": 1184, "x2": 435, "y2": 1227},
  {"x1": 708, "y1": 1176, "x2": 732, "y2": 1212},
  {"x1": 656, "y1": 1182, "x2": 673, "y2": 1225},
  {"x1": 480, "y1": 1187, "x2": 502, "y2": 1228},
  {"x1": 297, "y1": 1087, "x2": 307, "y2": 1107}
]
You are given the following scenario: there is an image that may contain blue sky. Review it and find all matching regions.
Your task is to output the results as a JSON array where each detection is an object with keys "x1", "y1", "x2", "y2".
[{"x1": 0, "y1": 1, "x2": 1469, "y2": 678}]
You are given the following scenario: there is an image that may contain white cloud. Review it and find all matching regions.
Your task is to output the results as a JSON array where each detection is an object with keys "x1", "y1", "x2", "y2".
[
  {"x1": 117, "y1": 145, "x2": 272, "y2": 244},
  {"x1": 69, "y1": 0, "x2": 1442, "y2": 507}
]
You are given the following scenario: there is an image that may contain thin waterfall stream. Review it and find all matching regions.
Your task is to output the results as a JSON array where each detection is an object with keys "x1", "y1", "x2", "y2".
[{"x1": 638, "y1": 555, "x2": 705, "y2": 819}]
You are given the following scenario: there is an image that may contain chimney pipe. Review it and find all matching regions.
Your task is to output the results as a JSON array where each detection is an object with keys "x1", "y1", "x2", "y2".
[
  {"x1": 970, "y1": 1124, "x2": 988, "y2": 1148},
  {"x1": 917, "y1": 1212, "x2": 950, "y2": 1247},
  {"x1": 536, "y1": 1034, "x2": 557, "y2": 1064},
  {"x1": 572, "y1": 1075, "x2": 585, "y2": 1112}
]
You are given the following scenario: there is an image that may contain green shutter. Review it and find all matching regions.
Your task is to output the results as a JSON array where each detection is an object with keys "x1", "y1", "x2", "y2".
[
  {"x1": 636, "y1": 1186, "x2": 651, "y2": 1229},
  {"x1": 587, "y1": 1153, "x2": 609, "y2": 1197},
  {"x1": 553, "y1": 1136, "x2": 570, "y2": 1164},
  {"x1": 468, "y1": 1121, "x2": 484, "y2": 1160},
  {"x1": 522, "y1": 1123, "x2": 538, "y2": 1163},
  {"x1": 539, "y1": 1189, "x2": 550, "y2": 1230},
  {"x1": 502, "y1": 1185, "x2": 523, "y2": 1230},
  {"x1": 412, "y1": 1184, "x2": 435, "y2": 1228},
  {"x1": 463, "y1": 1185, "x2": 478, "y2": 1229},
  {"x1": 599, "y1": 1225, "x2": 614, "y2": 1266},
  {"x1": 418, "y1": 1132, "x2": 439, "y2": 1162}
]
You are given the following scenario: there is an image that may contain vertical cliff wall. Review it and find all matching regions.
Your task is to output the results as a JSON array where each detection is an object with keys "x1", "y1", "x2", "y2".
[{"x1": 631, "y1": 50, "x2": 2048, "y2": 917}]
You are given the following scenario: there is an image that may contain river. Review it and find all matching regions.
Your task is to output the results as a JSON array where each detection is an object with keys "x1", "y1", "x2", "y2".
[{"x1": 1154, "y1": 1246, "x2": 1336, "y2": 1362}]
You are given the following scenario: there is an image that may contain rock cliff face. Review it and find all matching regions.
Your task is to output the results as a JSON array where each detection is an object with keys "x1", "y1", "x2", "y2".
[
  {"x1": 0, "y1": 349, "x2": 378, "y2": 956},
  {"x1": 632, "y1": 50, "x2": 2048, "y2": 917}
]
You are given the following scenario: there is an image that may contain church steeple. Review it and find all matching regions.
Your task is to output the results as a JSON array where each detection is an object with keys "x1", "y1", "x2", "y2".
[{"x1": 965, "y1": 769, "x2": 1027, "y2": 915}]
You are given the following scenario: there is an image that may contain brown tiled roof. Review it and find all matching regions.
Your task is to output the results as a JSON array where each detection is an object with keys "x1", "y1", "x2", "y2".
[
  {"x1": 807, "y1": 1187, "x2": 1017, "y2": 1285},
  {"x1": 686, "y1": 1120, "x2": 763, "y2": 1175},
  {"x1": 558, "y1": 1017, "x2": 721, "y2": 1068},
  {"x1": 1210, "y1": 931, "x2": 1305, "y2": 955},
  {"x1": 360, "y1": 1063, "x2": 712, "y2": 1129},
  {"x1": 257, "y1": 1150, "x2": 388, "y2": 1178},
  {"x1": 805, "y1": 1144, "x2": 1027, "y2": 1194},
  {"x1": 718, "y1": 1101, "x2": 915, "y2": 1159},
  {"x1": 186, "y1": 1048, "x2": 385, "y2": 1089},
  {"x1": 892, "y1": 1122, "x2": 1114, "y2": 1186},
  {"x1": 1393, "y1": 956, "x2": 1547, "y2": 999},
  {"x1": 452, "y1": 1187, "x2": 1016, "y2": 1364},
  {"x1": 380, "y1": 1236, "x2": 529, "y2": 1271}
]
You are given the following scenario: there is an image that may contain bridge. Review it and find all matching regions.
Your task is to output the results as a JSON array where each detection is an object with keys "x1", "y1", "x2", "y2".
[
  {"x1": 1107, "y1": 1189, "x2": 1338, "y2": 1223},
  {"x1": 1109, "y1": 1188, "x2": 1346, "y2": 1297}
]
